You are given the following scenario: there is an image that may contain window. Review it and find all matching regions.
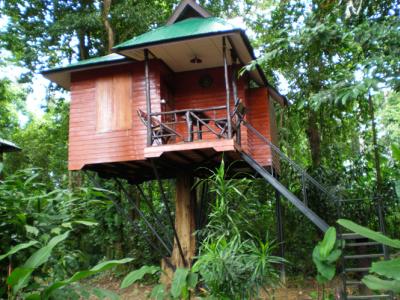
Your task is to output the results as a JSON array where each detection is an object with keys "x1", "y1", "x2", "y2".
[{"x1": 96, "y1": 72, "x2": 132, "y2": 132}]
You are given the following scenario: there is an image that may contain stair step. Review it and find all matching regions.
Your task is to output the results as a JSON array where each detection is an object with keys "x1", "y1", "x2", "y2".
[
  {"x1": 344, "y1": 253, "x2": 384, "y2": 259},
  {"x1": 347, "y1": 295, "x2": 391, "y2": 299},
  {"x1": 341, "y1": 233, "x2": 367, "y2": 240},
  {"x1": 346, "y1": 241, "x2": 381, "y2": 247},
  {"x1": 345, "y1": 267, "x2": 370, "y2": 273},
  {"x1": 346, "y1": 280, "x2": 363, "y2": 285}
]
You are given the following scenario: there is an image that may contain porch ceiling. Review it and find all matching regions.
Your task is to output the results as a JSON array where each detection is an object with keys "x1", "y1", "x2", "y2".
[{"x1": 118, "y1": 32, "x2": 264, "y2": 86}]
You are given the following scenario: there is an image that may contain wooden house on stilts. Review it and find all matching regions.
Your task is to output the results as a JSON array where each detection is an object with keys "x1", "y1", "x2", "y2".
[{"x1": 43, "y1": 0, "x2": 342, "y2": 279}]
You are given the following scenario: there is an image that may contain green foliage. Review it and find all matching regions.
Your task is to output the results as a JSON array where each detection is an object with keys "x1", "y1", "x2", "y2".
[
  {"x1": 169, "y1": 268, "x2": 188, "y2": 298},
  {"x1": 192, "y1": 161, "x2": 284, "y2": 298},
  {"x1": 3, "y1": 234, "x2": 132, "y2": 299},
  {"x1": 312, "y1": 227, "x2": 342, "y2": 284},
  {"x1": 370, "y1": 258, "x2": 400, "y2": 281},
  {"x1": 0, "y1": 241, "x2": 38, "y2": 262},
  {"x1": 120, "y1": 265, "x2": 160, "y2": 289},
  {"x1": 338, "y1": 219, "x2": 400, "y2": 295},
  {"x1": 150, "y1": 284, "x2": 166, "y2": 300},
  {"x1": 193, "y1": 236, "x2": 283, "y2": 299},
  {"x1": 7, "y1": 231, "x2": 70, "y2": 295},
  {"x1": 337, "y1": 219, "x2": 400, "y2": 248},
  {"x1": 43, "y1": 258, "x2": 133, "y2": 298},
  {"x1": 362, "y1": 276, "x2": 400, "y2": 294}
]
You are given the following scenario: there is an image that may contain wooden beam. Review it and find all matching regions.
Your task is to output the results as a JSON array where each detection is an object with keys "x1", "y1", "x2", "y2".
[
  {"x1": 223, "y1": 37, "x2": 232, "y2": 139},
  {"x1": 171, "y1": 172, "x2": 196, "y2": 268},
  {"x1": 144, "y1": 49, "x2": 152, "y2": 146}
]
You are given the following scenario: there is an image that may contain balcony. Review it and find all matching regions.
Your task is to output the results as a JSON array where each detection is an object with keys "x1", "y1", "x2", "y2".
[{"x1": 138, "y1": 102, "x2": 245, "y2": 160}]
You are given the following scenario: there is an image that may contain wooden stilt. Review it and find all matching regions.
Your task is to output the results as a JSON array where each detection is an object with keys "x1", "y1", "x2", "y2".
[
  {"x1": 161, "y1": 172, "x2": 196, "y2": 284},
  {"x1": 275, "y1": 187, "x2": 286, "y2": 282},
  {"x1": 0, "y1": 152, "x2": 3, "y2": 181},
  {"x1": 172, "y1": 172, "x2": 196, "y2": 267}
]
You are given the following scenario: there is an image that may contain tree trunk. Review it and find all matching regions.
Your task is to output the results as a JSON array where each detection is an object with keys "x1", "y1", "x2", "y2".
[
  {"x1": 306, "y1": 110, "x2": 322, "y2": 169},
  {"x1": 77, "y1": 31, "x2": 89, "y2": 60},
  {"x1": 368, "y1": 94, "x2": 382, "y2": 191},
  {"x1": 68, "y1": 170, "x2": 82, "y2": 190},
  {"x1": 102, "y1": 0, "x2": 114, "y2": 53},
  {"x1": 171, "y1": 173, "x2": 196, "y2": 268},
  {"x1": 162, "y1": 173, "x2": 196, "y2": 285}
]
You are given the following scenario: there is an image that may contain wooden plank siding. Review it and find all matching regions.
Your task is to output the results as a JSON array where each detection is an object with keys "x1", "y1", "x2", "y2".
[
  {"x1": 69, "y1": 61, "x2": 161, "y2": 170},
  {"x1": 68, "y1": 60, "x2": 275, "y2": 172},
  {"x1": 246, "y1": 88, "x2": 274, "y2": 167}
]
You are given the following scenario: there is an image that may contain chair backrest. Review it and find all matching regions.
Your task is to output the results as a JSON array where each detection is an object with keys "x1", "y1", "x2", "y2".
[
  {"x1": 137, "y1": 109, "x2": 148, "y2": 126},
  {"x1": 233, "y1": 100, "x2": 246, "y2": 119}
]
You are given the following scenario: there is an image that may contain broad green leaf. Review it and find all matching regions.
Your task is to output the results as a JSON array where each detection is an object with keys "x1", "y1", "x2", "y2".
[
  {"x1": 24, "y1": 231, "x2": 70, "y2": 269},
  {"x1": 150, "y1": 284, "x2": 166, "y2": 300},
  {"x1": 362, "y1": 275, "x2": 400, "y2": 293},
  {"x1": 61, "y1": 222, "x2": 73, "y2": 229},
  {"x1": 92, "y1": 288, "x2": 120, "y2": 300},
  {"x1": 187, "y1": 272, "x2": 198, "y2": 289},
  {"x1": 45, "y1": 258, "x2": 134, "y2": 297},
  {"x1": 325, "y1": 249, "x2": 342, "y2": 264},
  {"x1": 171, "y1": 268, "x2": 189, "y2": 298},
  {"x1": 319, "y1": 227, "x2": 336, "y2": 258},
  {"x1": 316, "y1": 273, "x2": 329, "y2": 284},
  {"x1": 338, "y1": 219, "x2": 400, "y2": 249},
  {"x1": 24, "y1": 293, "x2": 41, "y2": 300},
  {"x1": 370, "y1": 258, "x2": 400, "y2": 280},
  {"x1": 0, "y1": 162, "x2": 3, "y2": 174},
  {"x1": 312, "y1": 247, "x2": 335, "y2": 281},
  {"x1": 25, "y1": 225, "x2": 39, "y2": 236},
  {"x1": 120, "y1": 265, "x2": 160, "y2": 289},
  {"x1": 73, "y1": 220, "x2": 98, "y2": 226},
  {"x1": 391, "y1": 144, "x2": 400, "y2": 162},
  {"x1": 7, "y1": 267, "x2": 34, "y2": 294},
  {"x1": 0, "y1": 241, "x2": 38, "y2": 261}
]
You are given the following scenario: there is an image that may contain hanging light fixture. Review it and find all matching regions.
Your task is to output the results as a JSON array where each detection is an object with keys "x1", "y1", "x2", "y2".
[{"x1": 190, "y1": 56, "x2": 202, "y2": 64}]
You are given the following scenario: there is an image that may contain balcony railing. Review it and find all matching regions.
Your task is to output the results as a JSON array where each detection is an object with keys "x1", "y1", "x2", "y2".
[{"x1": 138, "y1": 102, "x2": 245, "y2": 146}]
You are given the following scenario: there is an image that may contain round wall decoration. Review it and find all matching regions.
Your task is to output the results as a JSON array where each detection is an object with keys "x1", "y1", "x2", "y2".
[{"x1": 198, "y1": 74, "x2": 213, "y2": 88}]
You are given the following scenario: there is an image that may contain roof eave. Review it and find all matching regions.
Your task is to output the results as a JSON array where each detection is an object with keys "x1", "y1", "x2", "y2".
[
  {"x1": 112, "y1": 28, "x2": 242, "y2": 52},
  {"x1": 41, "y1": 57, "x2": 132, "y2": 75}
]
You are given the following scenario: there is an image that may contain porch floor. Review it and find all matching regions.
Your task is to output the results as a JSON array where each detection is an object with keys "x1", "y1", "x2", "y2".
[{"x1": 83, "y1": 139, "x2": 263, "y2": 183}]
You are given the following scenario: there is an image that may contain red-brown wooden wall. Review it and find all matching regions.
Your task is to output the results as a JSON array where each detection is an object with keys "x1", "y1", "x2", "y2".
[{"x1": 68, "y1": 60, "x2": 277, "y2": 171}]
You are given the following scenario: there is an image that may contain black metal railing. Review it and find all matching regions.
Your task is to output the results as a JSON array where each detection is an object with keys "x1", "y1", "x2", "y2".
[
  {"x1": 243, "y1": 120, "x2": 341, "y2": 208},
  {"x1": 243, "y1": 120, "x2": 390, "y2": 234}
]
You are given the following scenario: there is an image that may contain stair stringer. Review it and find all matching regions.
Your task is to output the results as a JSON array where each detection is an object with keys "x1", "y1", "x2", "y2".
[{"x1": 240, "y1": 151, "x2": 329, "y2": 232}]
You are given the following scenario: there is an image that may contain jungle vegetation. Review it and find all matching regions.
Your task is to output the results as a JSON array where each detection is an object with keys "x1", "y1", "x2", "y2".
[{"x1": 0, "y1": 0, "x2": 399, "y2": 298}]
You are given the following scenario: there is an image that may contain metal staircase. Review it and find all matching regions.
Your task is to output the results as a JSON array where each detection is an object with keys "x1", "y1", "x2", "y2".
[
  {"x1": 241, "y1": 121, "x2": 394, "y2": 300},
  {"x1": 341, "y1": 232, "x2": 390, "y2": 300}
]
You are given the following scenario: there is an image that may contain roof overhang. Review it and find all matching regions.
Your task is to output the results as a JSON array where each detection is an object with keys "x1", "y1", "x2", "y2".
[
  {"x1": 0, "y1": 139, "x2": 21, "y2": 153},
  {"x1": 41, "y1": 54, "x2": 132, "y2": 90},
  {"x1": 114, "y1": 28, "x2": 266, "y2": 86}
]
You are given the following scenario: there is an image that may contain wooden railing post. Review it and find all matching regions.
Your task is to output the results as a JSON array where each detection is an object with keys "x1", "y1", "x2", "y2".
[
  {"x1": 186, "y1": 110, "x2": 193, "y2": 142},
  {"x1": 223, "y1": 37, "x2": 232, "y2": 139},
  {"x1": 230, "y1": 48, "x2": 240, "y2": 144},
  {"x1": 144, "y1": 49, "x2": 152, "y2": 146}
]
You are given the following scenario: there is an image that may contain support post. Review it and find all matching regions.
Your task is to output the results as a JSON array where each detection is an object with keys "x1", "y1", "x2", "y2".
[
  {"x1": 0, "y1": 152, "x2": 3, "y2": 181},
  {"x1": 223, "y1": 37, "x2": 232, "y2": 139},
  {"x1": 144, "y1": 49, "x2": 152, "y2": 146},
  {"x1": 171, "y1": 173, "x2": 197, "y2": 268},
  {"x1": 230, "y1": 49, "x2": 241, "y2": 144},
  {"x1": 275, "y1": 181, "x2": 286, "y2": 282}
]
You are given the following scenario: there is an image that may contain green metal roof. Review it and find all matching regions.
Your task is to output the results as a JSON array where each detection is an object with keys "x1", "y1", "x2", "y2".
[
  {"x1": 113, "y1": 17, "x2": 240, "y2": 50},
  {"x1": 42, "y1": 53, "x2": 128, "y2": 74}
]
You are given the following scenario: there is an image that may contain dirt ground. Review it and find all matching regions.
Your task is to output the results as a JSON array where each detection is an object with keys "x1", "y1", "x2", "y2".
[{"x1": 89, "y1": 275, "x2": 338, "y2": 299}]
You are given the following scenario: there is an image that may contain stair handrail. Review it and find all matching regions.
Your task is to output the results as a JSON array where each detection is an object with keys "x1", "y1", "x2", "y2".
[{"x1": 242, "y1": 120, "x2": 341, "y2": 205}]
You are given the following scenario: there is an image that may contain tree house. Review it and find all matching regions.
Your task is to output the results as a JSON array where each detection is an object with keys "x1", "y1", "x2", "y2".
[{"x1": 43, "y1": 0, "x2": 288, "y2": 270}]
